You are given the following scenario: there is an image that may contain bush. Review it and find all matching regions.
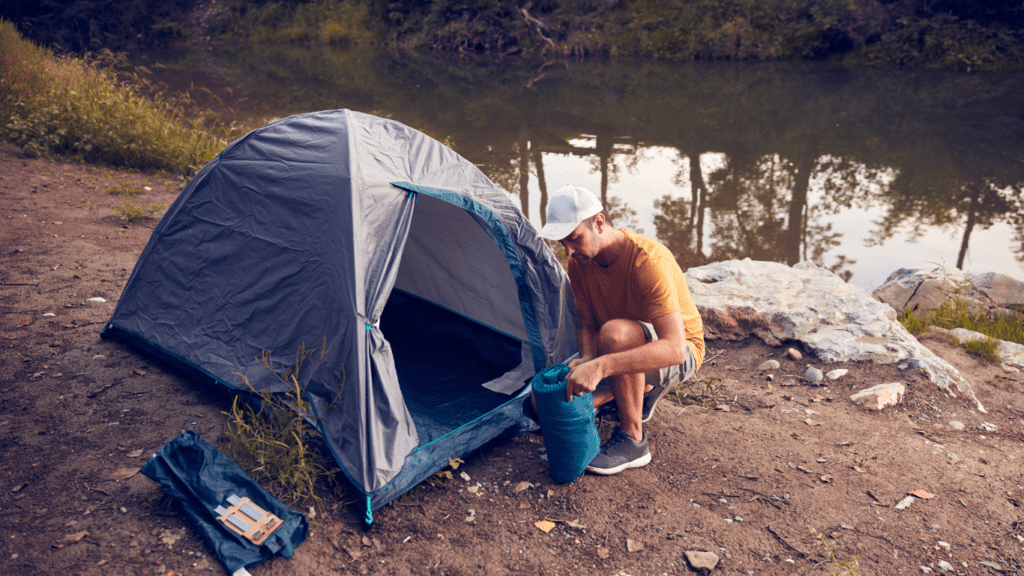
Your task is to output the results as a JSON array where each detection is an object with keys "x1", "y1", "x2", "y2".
[{"x1": 0, "y1": 20, "x2": 227, "y2": 174}]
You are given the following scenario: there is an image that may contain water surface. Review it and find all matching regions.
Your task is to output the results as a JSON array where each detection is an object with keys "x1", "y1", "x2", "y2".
[{"x1": 138, "y1": 45, "x2": 1024, "y2": 291}]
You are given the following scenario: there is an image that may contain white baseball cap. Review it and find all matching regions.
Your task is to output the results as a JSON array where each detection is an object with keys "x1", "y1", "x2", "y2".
[{"x1": 536, "y1": 185, "x2": 603, "y2": 241}]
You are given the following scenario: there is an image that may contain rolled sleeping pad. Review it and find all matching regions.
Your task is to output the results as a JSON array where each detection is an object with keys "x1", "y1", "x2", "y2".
[{"x1": 531, "y1": 363, "x2": 601, "y2": 483}]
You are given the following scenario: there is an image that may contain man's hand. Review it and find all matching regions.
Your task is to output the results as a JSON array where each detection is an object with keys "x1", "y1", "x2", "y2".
[{"x1": 565, "y1": 358, "x2": 603, "y2": 402}]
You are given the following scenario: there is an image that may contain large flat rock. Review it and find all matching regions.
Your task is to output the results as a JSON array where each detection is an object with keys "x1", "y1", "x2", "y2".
[{"x1": 685, "y1": 259, "x2": 983, "y2": 411}]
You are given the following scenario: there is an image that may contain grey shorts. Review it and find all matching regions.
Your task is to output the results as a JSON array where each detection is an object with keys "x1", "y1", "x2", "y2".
[{"x1": 592, "y1": 319, "x2": 697, "y2": 396}]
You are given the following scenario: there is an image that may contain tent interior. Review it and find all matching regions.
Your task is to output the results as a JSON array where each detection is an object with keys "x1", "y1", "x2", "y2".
[{"x1": 379, "y1": 193, "x2": 538, "y2": 447}]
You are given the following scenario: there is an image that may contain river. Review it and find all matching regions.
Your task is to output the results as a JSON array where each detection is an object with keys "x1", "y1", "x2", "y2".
[{"x1": 135, "y1": 44, "x2": 1024, "y2": 291}]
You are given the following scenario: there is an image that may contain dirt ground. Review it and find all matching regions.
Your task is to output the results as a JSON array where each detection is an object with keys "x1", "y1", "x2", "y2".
[{"x1": 3, "y1": 141, "x2": 1024, "y2": 576}]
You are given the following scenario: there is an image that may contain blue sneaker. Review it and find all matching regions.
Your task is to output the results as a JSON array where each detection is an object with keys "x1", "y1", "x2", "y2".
[{"x1": 586, "y1": 427, "x2": 651, "y2": 475}]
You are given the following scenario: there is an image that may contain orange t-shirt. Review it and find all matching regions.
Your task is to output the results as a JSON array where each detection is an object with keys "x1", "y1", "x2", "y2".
[{"x1": 567, "y1": 229, "x2": 705, "y2": 369}]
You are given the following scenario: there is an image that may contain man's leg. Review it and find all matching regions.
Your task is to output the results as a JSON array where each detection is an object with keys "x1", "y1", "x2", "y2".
[{"x1": 591, "y1": 319, "x2": 650, "y2": 443}]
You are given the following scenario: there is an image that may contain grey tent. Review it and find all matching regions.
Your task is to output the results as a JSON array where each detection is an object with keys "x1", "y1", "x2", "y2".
[{"x1": 102, "y1": 109, "x2": 578, "y2": 522}]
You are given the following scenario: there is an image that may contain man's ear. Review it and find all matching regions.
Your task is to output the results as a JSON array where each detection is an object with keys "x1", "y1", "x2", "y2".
[{"x1": 593, "y1": 212, "x2": 607, "y2": 232}]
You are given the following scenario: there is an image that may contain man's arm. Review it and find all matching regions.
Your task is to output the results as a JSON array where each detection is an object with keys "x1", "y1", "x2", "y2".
[
  {"x1": 566, "y1": 311, "x2": 688, "y2": 396},
  {"x1": 570, "y1": 307, "x2": 599, "y2": 369}
]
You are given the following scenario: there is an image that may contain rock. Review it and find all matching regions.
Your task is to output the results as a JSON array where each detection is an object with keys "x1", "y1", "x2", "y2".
[
  {"x1": 685, "y1": 550, "x2": 720, "y2": 571},
  {"x1": 937, "y1": 560, "x2": 954, "y2": 572},
  {"x1": 686, "y1": 260, "x2": 982, "y2": 411},
  {"x1": 626, "y1": 538, "x2": 644, "y2": 552},
  {"x1": 826, "y1": 369, "x2": 848, "y2": 380},
  {"x1": 920, "y1": 567, "x2": 932, "y2": 574},
  {"x1": 894, "y1": 495, "x2": 916, "y2": 510},
  {"x1": 937, "y1": 541, "x2": 951, "y2": 551},
  {"x1": 805, "y1": 367, "x2": 824, "y2": 384},
  {"x1": 949, "y1": 421, "x2": 965, "y2": 430},
  {"x1": 969, "y1": 272, "x2": 1024, "y2": 309},
  {"x1": 850, "y1": 383, "x2": 906, "y2": 410},
  {"x1": 758, "y1": 360, "x2": 780, "y2": 371},
  {"x1": 978, "y1": 560, "x2": 1005, "y2": 571},
  {"x1": 978, "y1": 422, "x2": 997, "y2": 432},
  {"x1": 873, "y1": 267, "x2": 970, "y2": 313},
  {"x1": 784, "y1": 348, "x2": 803, "y2": 360}
]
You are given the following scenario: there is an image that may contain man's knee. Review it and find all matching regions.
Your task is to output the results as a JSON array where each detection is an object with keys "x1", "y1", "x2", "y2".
[{"x1": 596, "y1": 319, "x2": 646, "y2": 354}]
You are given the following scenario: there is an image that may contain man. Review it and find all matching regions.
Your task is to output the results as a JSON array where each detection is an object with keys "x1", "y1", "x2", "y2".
[{"x1": 537, "y1": 185, "x2": 705, "y2": 475}]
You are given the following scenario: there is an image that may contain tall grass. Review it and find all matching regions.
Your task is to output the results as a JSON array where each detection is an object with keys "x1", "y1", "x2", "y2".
[{"x1": 0, "y1": 19, "x2": 229, "y2": 174}]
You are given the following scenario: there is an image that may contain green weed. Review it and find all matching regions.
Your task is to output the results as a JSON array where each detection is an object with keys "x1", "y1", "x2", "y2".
[
  {"x1": 948, "y1": 333, "x2": 1002, "y2": 364},
  {"x1": 807, "y1": 525, "x2": 860, "y2": 575},
  {"x1": 670, "y1": 377, "x2": 720, "y2": 409},
  {"x1": 106, "y1": 181, "x2": 144, "y2": 196},
  {"x1": 113, "y1": 199, "x2": 165, "y2": 222},
  {"x1": 223, "y1": 340, "x2": 349, "y2": 514}
]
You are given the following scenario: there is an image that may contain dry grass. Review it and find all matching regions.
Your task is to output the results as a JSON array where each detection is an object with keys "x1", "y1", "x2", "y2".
[{"x1": 1, "y1": 19, "x2": 231, "y2": 174}]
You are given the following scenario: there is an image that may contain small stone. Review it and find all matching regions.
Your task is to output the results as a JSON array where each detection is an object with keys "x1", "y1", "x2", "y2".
[
  {"x1": 512, "y1": 481, "x2": 531, "y2": 494},
  {"x1": 894, "y1": 495, "x2": 916, "y2": 510},
  {"x1": 978, "y1": 422, "x2": 998, "y2": 432},
  {"x1": 850, "y1": 383, "x2": 906, "y2": 410},
  {"x1": 937, "y1": 560, "x2": 954, "y2": 572},
  {"x1": 626, "y1": 538, "x2": 644, "y2": 552},
  {"x1": 734, "y1": 516, "x2": 743, "y2": 522},
  {"x1": 805, "y1": 367, "x2": 824, "y2": 384},
  {"x1": 685, "y1": 551, "x2": 720, "y2": 571},
  {"x1": 784, "y1": 348, "x2": 803, "y2": 360},
  {"x1": 43, "y1": 312, "x2": 56, "y2": 317},
  {"x1": 758, "y1": 360, "x2": 780, "y2": 371},
  {"x1": 766, "y1": 374, "x2": 774, "y2": 382},
  {"x1": 937, "y1": 541, "x2": 950, "y2": 551},
  {"x1": 920, "y1": 567, "x2": 932, "y2": 574},
  {"x1": 949, "y1": 421, "x2": 965, "y2": 430},
  {"x1": 459, "y1": 471, "x2": 471, "y2": 482},
  {"x1": 826, "y1": 369, "x2": 848, "y2": 380}
]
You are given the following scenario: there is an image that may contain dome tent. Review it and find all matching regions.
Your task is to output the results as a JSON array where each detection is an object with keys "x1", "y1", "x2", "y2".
[{"x1": 102, "y1": 109, "x2": 578, "y2": 522}]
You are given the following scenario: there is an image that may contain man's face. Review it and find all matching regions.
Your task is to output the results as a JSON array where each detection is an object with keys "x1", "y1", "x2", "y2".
[{"x1": 560, "y1": 220, "x2": 600, "y2": 265}]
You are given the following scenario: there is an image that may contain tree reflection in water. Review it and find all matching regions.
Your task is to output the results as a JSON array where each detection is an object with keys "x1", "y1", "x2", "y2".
[{"x1": 138, "y1": 45, "x2": 1024, "y2": 286}]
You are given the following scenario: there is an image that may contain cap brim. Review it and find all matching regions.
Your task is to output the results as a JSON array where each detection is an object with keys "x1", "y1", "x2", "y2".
[{"x1": 536, "y1": 221, "x2": 578, "y2": 241}]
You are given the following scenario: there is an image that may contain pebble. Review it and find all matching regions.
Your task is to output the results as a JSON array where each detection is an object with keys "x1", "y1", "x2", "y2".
[
  {"x1": 826, "y1": 369, "x2": 848, "y2": 380},
  {"x1": 937, "y1": 541, "x2": 950, "y2": 551},
  {"x1": 978, "y1": 422, "x2": 998, "y2": 432},
  {"x1": 937, "y1": 560, "x2": 954, "y2": 572},
  {"x1": 784, "y1": 348, "x2": 802, "y2": 360},
  {"x1": 758, "y1": 360, "x2": 780, "y2": 371},
  {"x1": 949, "y1": 421, "x2": 965, "y2": 430},
  {"x1": 895, "y1": 495, "x2": 916, "y2": 510},
  {"x1": 920, "y1": 567, "x2": 932, "y2": 574},
  {"x1": 805, "y1": 367, "x2": 824, "y2": 384}
]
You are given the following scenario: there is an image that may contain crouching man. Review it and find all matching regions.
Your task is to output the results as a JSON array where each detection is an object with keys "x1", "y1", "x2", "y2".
[{"x1": 537, "y1": 185, "x2": 705, "y2": 475}]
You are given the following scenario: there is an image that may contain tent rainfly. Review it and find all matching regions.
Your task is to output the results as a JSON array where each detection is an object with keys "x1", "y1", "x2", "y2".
[{"x1": 102, "y1": 109, "x2": 579, "y2": 522}]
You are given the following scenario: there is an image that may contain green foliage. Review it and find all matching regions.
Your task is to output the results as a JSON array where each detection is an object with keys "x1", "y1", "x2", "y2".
[
  {"x1": 213, "y1": 0, "x2": 373, "y2": 45},
  {"x1": 113, "y1": 199, "x2": 166, "y2": 222},
  {"x1": 670, "y1": 377, "x2": 721, "y2": 409},
  {"x1": 0, "y1": 0, "x2": 197, "y2": 52},
  {"x1": 952, "y1": 333, "x2": 1001, "y2": 363},
  {"x1": 0, "y1": 21, "x2": 229, "y2": 173},
  {"x1": 223, "y1": 341, "x2": 349, "y2": 511},
  {"x1": 107, "y1": 182, "x2": 145, "y2": 196}
]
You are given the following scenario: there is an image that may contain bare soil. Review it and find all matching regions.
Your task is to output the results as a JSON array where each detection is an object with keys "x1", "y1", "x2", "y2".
[{"x1": 3, "y1": 141, "x2": 1024, "y2": 576}]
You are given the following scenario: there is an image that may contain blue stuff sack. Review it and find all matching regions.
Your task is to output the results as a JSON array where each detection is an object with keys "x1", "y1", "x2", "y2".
[
  {"x1": 141, "y1": 429, "x2": 308, "y2": 575},
  {"x1": 531, "y1": 363, "x2": 601, "y2": 483}
]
